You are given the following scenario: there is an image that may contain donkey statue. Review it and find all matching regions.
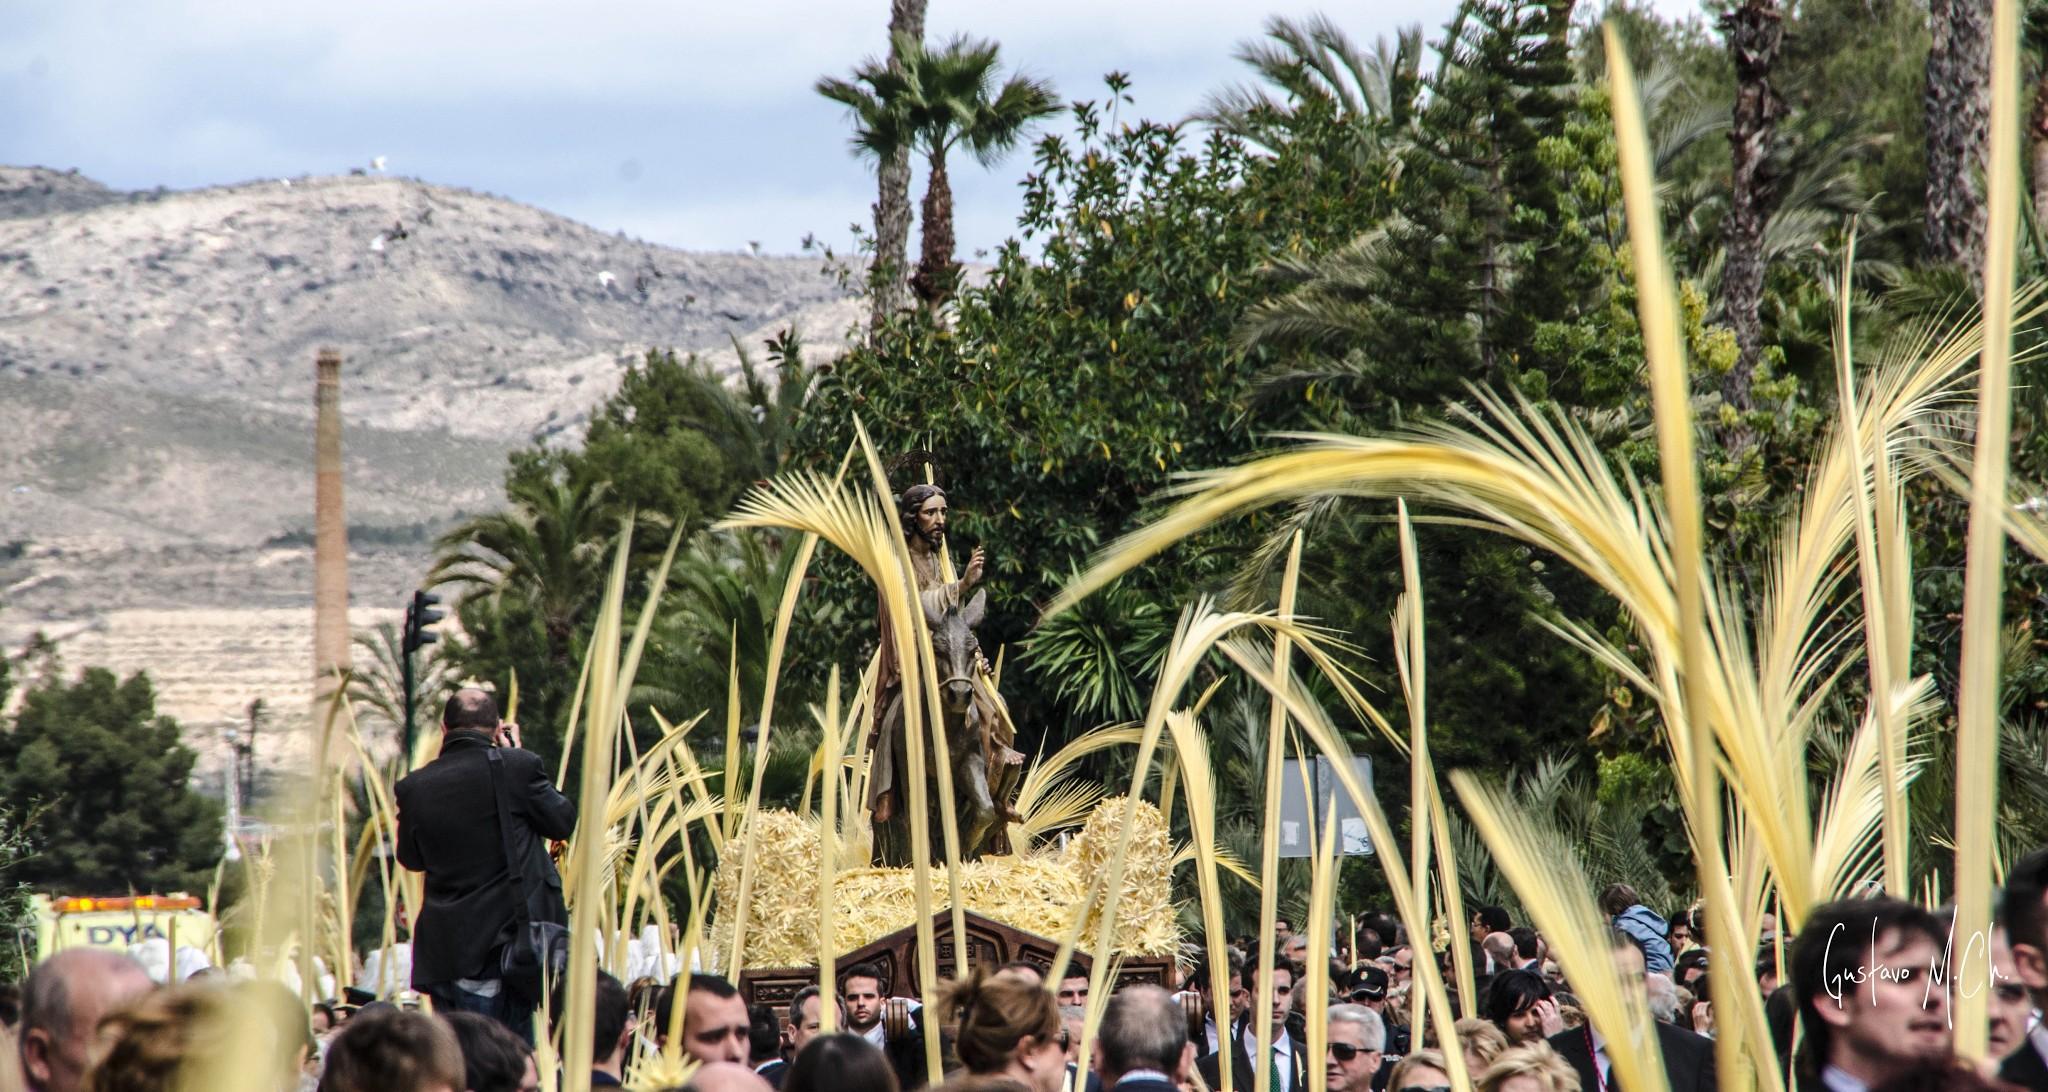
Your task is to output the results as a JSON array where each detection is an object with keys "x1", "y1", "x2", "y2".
[{"x1": 870, "y1": 588, "x2": 1024, "y2": 866}]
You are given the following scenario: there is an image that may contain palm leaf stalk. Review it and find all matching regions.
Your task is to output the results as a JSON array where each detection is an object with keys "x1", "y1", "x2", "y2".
[
  {"x1": 1450, "y1": 775, "x2": 1670, "y2": 1092},
  {"x1": 1305, "y1": 795, "x2": 1342, "y2": 1092},
  {"x1": 1162, "y1": 706, "x2": 1234, "y2": 1091},
  {"x1": 1213, "y1": 643, "x2": 1473, "y2": 1092},
  {"x1": 1952, "y1": 0, "x2": 2025, "y2": 1057},
  {"x1": 1608, "y1": 28, "x2": 1769, "y2": 1092},
  {"x1": 1252, "y1": 533, "x2": 1305, "y2": 1092},
  {"x1": 817, "y1": 667, "x2": 847, "y2": 1034}
]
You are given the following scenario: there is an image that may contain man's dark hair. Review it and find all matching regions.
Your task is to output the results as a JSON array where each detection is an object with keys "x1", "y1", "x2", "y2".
[
  {"x1": 1361, "y1": 913, "x2": 1403, "y2": 949},
  {"x1": 1097, "y1": 986, "x2": 1187, "y2": 1080},
  {"x1": 749, "y1": 1003, "x2": 783, "y2": 1064},
  {"x1": 1356, "y1": 933, "x2": 1384, "y2": 960},
  {"x1": 786, "y1": 1033, "x2": 900, "y2": 1092},
  {"x1": 1509, "y1": 926, "x2": 1541, "y2": 960},
  {"x1": 443, "y1": 1012, "x2": 532, "y2": 1092},
  {"x1": 789, "y1": 984, "x2": 844, "y2": 1030},
  {"x1": 1476, "y1": 906, "x2": 1512, "y2": 934},
  {"x1": 1187, "y1": 951, "x2": 1244, "y2": 994},
  {"x1": 320, "y1": 1008, "x2": 465, "y2": 1092},
  {"x1": 1789, "y1": 897, "x2": 1944, "y2": 1079},
  {"x1": 691, "y1": 973, "x2": 740, "y2": 999},
  {"x1": 0, "y1": 982, "x2": 21, "y2": 1029},
  {"x1": 551, "y1": 971, "x2": 631, "y2": 1065},
  {"x1": 653, "y1": 974, "x2": 742, "y2": 1039},
  {"x1": 441, "y1": 688, "x2": 499, "y2": 732},
  {"x1": 1481, "y1": 969, "x2": 1553, "y2": 1030},
  {"x1": 842, "y1": 963, "x2": 886, "y2": 992},
  {"x1": 898, "y1": 484, "x2": 945, "y2": 537},
  {"x1": 1599, "y1": 884, "x2": 1641, "y2": 917},
  {"x1": 2001, "y1": 846, "x2": 2048, "y2": 955},
  {"x1": 1275, "y1": 917, "x2": 1294, "y2": 933}
]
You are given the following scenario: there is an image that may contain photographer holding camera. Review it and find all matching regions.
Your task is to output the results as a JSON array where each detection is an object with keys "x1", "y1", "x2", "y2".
[{"x1": 397, "y1": 687, "x2": 576, "y2": 1040}]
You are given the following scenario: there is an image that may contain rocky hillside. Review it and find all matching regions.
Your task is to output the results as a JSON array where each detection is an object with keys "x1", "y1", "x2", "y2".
[{"x1": 0, "y1": 166, "x2": 861, "y2": 743}]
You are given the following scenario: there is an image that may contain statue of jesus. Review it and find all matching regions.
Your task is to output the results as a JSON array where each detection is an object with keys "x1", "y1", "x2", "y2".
[{"x1": 867, "y1": 483, "x2": 1023, "y2": 861}]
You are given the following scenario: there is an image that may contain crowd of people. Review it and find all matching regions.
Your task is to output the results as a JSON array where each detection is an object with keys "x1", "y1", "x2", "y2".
[{"x1": 10, "y1": 694, "x2": 2048, "y2": 1092}]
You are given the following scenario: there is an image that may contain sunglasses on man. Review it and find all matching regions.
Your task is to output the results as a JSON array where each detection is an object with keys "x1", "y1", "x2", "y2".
[{"x1": 1327, "y1": 1043, "x2": 1377, "y2": 1062}]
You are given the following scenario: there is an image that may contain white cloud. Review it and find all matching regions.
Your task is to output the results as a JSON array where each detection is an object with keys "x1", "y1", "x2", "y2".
[{"x1": 3, "y1": 0, "x2": 1712, "y2": 254}]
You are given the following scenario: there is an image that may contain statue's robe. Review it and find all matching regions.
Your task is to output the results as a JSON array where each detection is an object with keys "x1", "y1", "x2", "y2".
[{"x1": 867, "y1": 546, "x2": 1020, "y2": 861}]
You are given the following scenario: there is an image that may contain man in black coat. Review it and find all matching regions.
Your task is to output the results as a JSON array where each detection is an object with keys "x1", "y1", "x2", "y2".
[
  {"x1": 1198, "y1": 959, "x2": 1309, "y2": 1092},
  {"x1": 397, "y1": 687, "x2": 576, "y2": 1039},
  {"x1": 1546, "y1": 936, "x2": 1716, "y2": 1092}
]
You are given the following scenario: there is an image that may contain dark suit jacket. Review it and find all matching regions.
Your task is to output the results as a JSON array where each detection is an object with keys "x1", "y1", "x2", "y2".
[
  {"x1": 396, "y1": 733, "x2": 576, "y2": 988},
  {"x1": 1546, "y1": 1022, "x2": 1715, "y2": 1092},
  {"x1": 1197, "y1": 1021, "x2": 1309, "y2": 1092},
  {"x1": 756, "y1": 1059, "x2": 789, "y2": 1089},
  {"x1": 2001, "y1": 1041, "x2": 2048, "y2": 1092}
]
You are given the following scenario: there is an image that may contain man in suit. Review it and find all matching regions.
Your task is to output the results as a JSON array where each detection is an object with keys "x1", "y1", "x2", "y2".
[
  {"x1": 1324, "y1": 1005, "x2": 1384, "y2": 1092},
  {"x1": 1199, "y1": 957, "x2": 1308, "y2": 1092},
  {"x1": 397, "y1": 687, "x2": 576, "y2": 1039},
  {"x1": 841, "y1": 962, "x2": 929, "y2": 1089},
  {"x1": 749, "y1": 1003, "x2": 789, "y2": 1088},
  {"x1": 1546, "y1": 931, "x2": 1716, "y2": 1092},
  {"x1": 1094, "y1": 985, "x2": 1193, "y2": 1091},
  {"x1": 1785, "y1": 898, "x2": 1948, "y2": 1092},
  {"x1": 1998, "y1": 848, "x2": 2048, "y2": 1090}
]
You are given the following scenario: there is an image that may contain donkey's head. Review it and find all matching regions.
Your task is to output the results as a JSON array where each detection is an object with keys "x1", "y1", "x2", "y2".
[{"x1": 924, "y1": 588, "x2": 987, "y2": 715}]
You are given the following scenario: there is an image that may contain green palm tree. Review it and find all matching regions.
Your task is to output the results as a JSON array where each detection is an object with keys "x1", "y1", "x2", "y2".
[
  {"x1": 347, "y1": 622, "x2": 449, "y2": 761},
  {"x1": 1199, "y1": 14, "x2": 1424, "y2": 162},
  {"x1": 818, "y1": 32, "x2": 1059, "y2": 309},
  {"x1": 429, "y1": 474, "x2": 618, "y2": 669}
]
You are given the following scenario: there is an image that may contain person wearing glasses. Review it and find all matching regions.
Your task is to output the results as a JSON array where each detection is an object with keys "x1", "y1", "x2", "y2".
[
  {"x1": 1989, "y1": 926, "x2": 2033, "y2": 1063},
  {"x1": 1323, "y1": 1004, "x2": 1386, "y2": 1092},
  {"x1": 1197, "y1": 957, "x2": 1307, "y2": 1092}
]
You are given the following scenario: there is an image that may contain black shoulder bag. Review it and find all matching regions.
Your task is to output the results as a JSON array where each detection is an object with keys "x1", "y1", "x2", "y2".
[{"x1": 486, "y1": 747, "x2": 570, "y2": 999}]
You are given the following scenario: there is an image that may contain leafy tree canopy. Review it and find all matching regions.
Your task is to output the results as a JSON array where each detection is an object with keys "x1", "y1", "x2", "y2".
[{"x1": 0, "y1": 668, "x2": 222, "y2": 895}]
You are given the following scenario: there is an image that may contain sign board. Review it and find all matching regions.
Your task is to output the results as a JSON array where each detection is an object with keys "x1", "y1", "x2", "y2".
[
  {"x1": 32, "y1": 894, "x2": 216, "y2": 960},
  {"x1": 1276, "y1": 755, "x2": 1375, "y2": 859}
]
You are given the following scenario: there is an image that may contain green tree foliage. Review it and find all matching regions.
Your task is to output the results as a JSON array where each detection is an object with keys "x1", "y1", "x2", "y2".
[
  {"x1": 435, "y1": 338, "x2": 823, "y2": 774},
  {"x1": 0, "y1": 669, "x2": 222, "y2": 894}
]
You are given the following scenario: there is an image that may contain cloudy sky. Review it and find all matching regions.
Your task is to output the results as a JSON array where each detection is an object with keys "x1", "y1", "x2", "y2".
[{"x1": 3, "y1": 0, "x2": 1702, "y2": 259}]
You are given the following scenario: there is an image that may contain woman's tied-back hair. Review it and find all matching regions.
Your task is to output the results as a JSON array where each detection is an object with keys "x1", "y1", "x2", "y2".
[
  {"x1": 936, "y1": 968, "x2": 1060, "y2": 1075},
  {"x1": 87, "y1": 985, "x2": 228, "y2": 1092},
  {"x1": 90, "y1": 980, "x2": 317, "y2": 1092}
]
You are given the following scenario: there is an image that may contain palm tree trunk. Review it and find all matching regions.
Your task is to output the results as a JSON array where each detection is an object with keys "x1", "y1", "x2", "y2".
[
  {"x1": 1719, "y1": 0, "x2": 1786, "y2": 431},
  {"x1": 1925, "y1": 0, "x2": 1992, "y2": 277},
  {"x1": 911, "y1": 148, "x2": 958, "y2": 308},
  {"x1": 869, "y1": 0, "x2": 927, "y2": 329}
]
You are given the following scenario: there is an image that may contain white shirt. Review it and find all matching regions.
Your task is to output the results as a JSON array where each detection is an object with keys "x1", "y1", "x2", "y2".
[
  {"x1": 1240, "y1": 1026, "x2": 1294, "y2": 1092},
  {"x1": 1587, "y1": 1027, "x2": 1611, "y2": 1090},
  {"x1": 1203, "y1": 1017, "x2": 1223, "y2": 1055},
  {"x1": 1116, "y1": 1071, "x2": 1172, "y2": 1087},
  {"x1": 2031, "y1": 1019, "x2": 2048, "y2": 1071},
  {"x1": 1819, "y1": 1066, "x2": 1870, "y2": 1092}
]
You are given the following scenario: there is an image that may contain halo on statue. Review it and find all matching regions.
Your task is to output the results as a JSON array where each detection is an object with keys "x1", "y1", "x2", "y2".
[{"x1": 884, "y1": 449, "x2": 947, "y2": 496}]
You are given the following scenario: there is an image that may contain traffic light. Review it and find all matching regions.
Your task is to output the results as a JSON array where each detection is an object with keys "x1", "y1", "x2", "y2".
[{"x1": 402, "y1": 590, "x2": 443, "y2": 655}]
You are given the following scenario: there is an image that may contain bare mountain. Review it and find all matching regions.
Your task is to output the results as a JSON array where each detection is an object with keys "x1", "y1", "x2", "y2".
[{"x1": 0, "y1": 167, "x2": 861, "y2": 741}]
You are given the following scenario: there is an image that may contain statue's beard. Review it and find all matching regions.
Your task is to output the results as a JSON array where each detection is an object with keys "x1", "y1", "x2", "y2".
[{"x1": 917, "y1": 525, "x2": 945, "y2": 550}]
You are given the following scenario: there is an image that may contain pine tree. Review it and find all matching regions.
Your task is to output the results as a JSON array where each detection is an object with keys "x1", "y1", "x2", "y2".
[{"x1": 0, "y1": 668, "x2": 222, "y2": 894}]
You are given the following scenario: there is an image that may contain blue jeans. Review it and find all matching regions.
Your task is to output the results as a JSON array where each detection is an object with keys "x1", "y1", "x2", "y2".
[{"x1": 427, "y1": 979, "x2": 534, "y2": 1044}]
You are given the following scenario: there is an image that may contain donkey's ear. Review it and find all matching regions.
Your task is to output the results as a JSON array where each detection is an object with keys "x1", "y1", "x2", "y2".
[{"x1": 963, "y1": 588, "x2": 987, "y2": 628}]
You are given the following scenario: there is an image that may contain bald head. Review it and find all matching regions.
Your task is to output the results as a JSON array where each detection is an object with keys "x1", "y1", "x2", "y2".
[
  {"x1": 21, "y1": 949, "x2": 155, "y2": 1092},
  {"x1": 689, "y1": 1062, "x2": 774, "y2": 1092},
  {"x1": 1096, "y1": 984, "x2": 1190, "y2": 1085},
  {"x1": 441, "y1": 688, "x2": 499, "y2": 733}
]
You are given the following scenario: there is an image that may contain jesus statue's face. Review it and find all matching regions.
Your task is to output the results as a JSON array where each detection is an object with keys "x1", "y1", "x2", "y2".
[{"x1": 914, "y1": 494, "x2": 948, "y2": 549}]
